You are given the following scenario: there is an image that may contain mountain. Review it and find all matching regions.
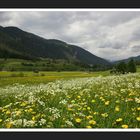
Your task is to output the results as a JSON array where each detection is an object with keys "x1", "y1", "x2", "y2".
[
  {"x1": 114, "y1": 55, "x2": 140, "y2": 64},
  {"x1": 0, "y1": 26, "x2": 110, "y2": 66}
]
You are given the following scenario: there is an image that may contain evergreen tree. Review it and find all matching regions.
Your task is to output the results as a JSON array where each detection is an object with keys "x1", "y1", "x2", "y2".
[
  {"x1": 116, "y1": 62, "x2": 127, "y2": 74},
  {"x1": 127, "y1": 59, "x2": 136, "y2": 73}
]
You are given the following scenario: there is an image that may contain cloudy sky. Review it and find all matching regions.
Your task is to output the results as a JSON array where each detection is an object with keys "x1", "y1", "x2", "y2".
[{"x1": 0, "y1": 10, "x2": 140, "y2": 61}]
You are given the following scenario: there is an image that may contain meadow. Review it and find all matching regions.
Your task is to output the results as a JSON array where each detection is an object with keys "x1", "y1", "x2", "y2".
[
  {"x1": 0, "y1": 69, "x2": 140, "y2": 128},
  {"x1": 0, "y1": 71, "x2": 110, "y2": 87}
]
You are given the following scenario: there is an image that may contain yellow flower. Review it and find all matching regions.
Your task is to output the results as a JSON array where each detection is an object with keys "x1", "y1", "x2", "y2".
[
  {"x1": 86, "y1": 125, "x2": 92, "y2": 128},
  {"x1": 91, "y1": 100, "x2": 96, "y2": 103},
  {"x1": 87, "y1": 107, "x2": 91, "y2": 110},
  {"x1": 2, "y1": 108, "x2": 7, "y2": 112},
  {"x1": 105, "y1": 101, "x2": 110, "y2": 105},
  {"x1": 101, "y1": 113, "x2": 108, "y2": 118},
  {"x1": 6, "y1": 122, "x2": 13, "y2": 128},
  {"x1": 0, "y1": 119, "x2": 2, "y2": 122},
  {"x1": 86, "y1": 115, "x2": 93, "y2": 120},
  {"x1": 100, "y1": 97, "x2": 105, "y2": 101},
  {"x1": 115, "y1": 100, "x2": 120, "y2": 103},
  {"x1": 77, "y1": 96, "x2": 81, "y2": 99},
  {"x1": 75, "y1": 118, "x2": 82, "y2": 123},
  {"x1": 41, "y1": 114, "x2": 46, "y2": 118},
  {"x1": 122, "y1": 125, "x2": 128, "y2": 128},
  {"x1": 93, "y1": 112, "x2": 98, "y2": 115},
  {"x1": 116, "y1": 118, "x2": 123, "y2": 122},
  {"x1": 78, "y1": 108, "x2": 82, "y2": 111},
  {"x1": 16, "y1": 110, "x2": 21, "y2": 116},
  {"x1": 137, "y1": 107, "x2": 140, "y2": 111},
  {"x1": 115, "y1": 106, "x2": 120, "y2": 112},
  {"x1": 100, "y1": 97, "x2": 103, "y2": 100},
  {"x1": 28, "y1": 108, "x2": 33, "y2": 113},
  {"x1": 20, "y1": 102, "x2": 27, "y2": 107},
  {"x1": 68, "y1": 108, "x2": 73, "y2": 111},
  {"x1": 6, "y1": 110, "x2": 11, "y2": 115},
  {"x1": 32, "y1": 116, "x2": 35, "y2": 121},
  {"x1": 136, "y1": 117, "x2": 140, "y2": 121},
  {"x1": 89, "y1": 120, "x2": 96, "y2": 125}
]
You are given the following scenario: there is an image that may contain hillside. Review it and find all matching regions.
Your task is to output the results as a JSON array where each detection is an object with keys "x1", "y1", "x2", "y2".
[
  {"x1": 0, "y1": 26, "x2": 110, "y2": 67},
  {"x1": 114, "y1": 55, "x2": 140, "y2": 64}
]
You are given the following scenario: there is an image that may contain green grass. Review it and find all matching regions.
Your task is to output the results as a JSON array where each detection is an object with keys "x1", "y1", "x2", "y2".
[
  {"x1": 0, "y1": 71, "x2": 110, "y2": 87},
  {"x1": 0, "y1": 65, "x2": 140, "y2": 87}
]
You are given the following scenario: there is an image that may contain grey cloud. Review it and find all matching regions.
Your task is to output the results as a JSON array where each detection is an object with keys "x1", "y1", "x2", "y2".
[
  {"x1": 131, "y1": 45, "x2": 140, "y2": 52},
  {"x1": 131, "y1": 28, "x2": 140, "y2": 41},
  {"x1": 0, "y1": 11, "x2": 140, "y2": 61}
]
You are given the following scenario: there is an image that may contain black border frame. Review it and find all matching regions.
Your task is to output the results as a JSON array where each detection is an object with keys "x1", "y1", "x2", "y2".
[
  {"x1": 0, "y1": 0, "x2": 140, "y2": 139},
  {"x1": 0, "y1": 0, "x2": 140, "y2": 8}
]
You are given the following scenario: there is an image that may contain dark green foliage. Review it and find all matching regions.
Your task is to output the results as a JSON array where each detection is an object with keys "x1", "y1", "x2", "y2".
[
  {"x1": 111, "y1": 59, "x2": 137, "y2": 74},
  {"x1": 127, "y1": 59, "x2": 136, "y2": 73},
  {"x1": 116, "y1": 62, "x2": 127, "y2": 74}
]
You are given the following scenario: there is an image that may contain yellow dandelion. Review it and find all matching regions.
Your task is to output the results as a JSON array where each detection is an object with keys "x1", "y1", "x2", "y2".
[
  {"x1": 6, "y1": 110, "x2": 11, "y2": 115},
  {"x1": 91, "y1": 100, "x2": 96, "y2": 103},
  {"x1": 115, "y1": 106, "x2": 120, "y2": 112},
  {"x1": 86, "y1": 115, "x2": 93, "y2": 120},
  {"x1": 105, "y1": 101, "x2": 110, "y2": 105},
  {"x1": 77, "y1": 96, "x2": 81, "y2": 99},
  {"x1": 78, "y1": 108, "x2": 82, "y2": 111},
  {"x1": 100, "y1": 97, "x2": 103, "y2": 100},
  {"x1": 93, "y1": 112, "x2": 98, "y2": 115},
  {"x1": 75, "y1": 118, "x2": 82, "y2": 123},
  {"x1": 101, "y1": 113, "x2": 108, "y2": 118},
  {"x1": 28, "y1": 108, "x2": 33, "y2": 113},
  {"x1": 20, "y1": 102, "x2": 27, "y2": 107},
  {"x1": 41, "y1": 114, "x2": 46, "y2": 118},
  {"x1": 6, "y1": 122, "x2": 13, "y2": 128},
  {"x1": 2, "y1": 108, "x2": 7, "y2": 112},
  {"x1": 136, "y1": 117, "x2": 140, "y2": 121},
  {"x1": 86, "y1": 125, "x2": 92, "y2": 128},
  {"x1": 115, "y1": 100, "x2": 120, "y2": 103},
  {"x1": 89, "y1": 120, "x2": 96, "y2": 125},
  {"x1": 116, "y1": 118, "x2": 123, "y2": 122},
  {"x1": 25, "y1": 109, "x2": 28, "y2": 112},
  {"x1": 0, "y1": 119, "x2": 2, "y2": 123},
  {"x1": 87, "y1": 107, "x2": 91, "y2": 110},
  {"x1": 16, "y1": 110, "x2": 21, "y2": 116},
  {"x1": 32, "y1": 116, "x2": 35, "y2": 121},
  {"x1": 137, "y1": 107, "x2": 140, "y2": 111},
  {"x1": 122, "y1": 124, "x2": 128, "y2": 128}
]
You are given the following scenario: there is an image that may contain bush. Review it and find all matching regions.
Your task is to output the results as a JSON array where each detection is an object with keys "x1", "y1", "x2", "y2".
[
  {"x1": 33, "y1": 70, "x2": 39, "y2": 73},
  {"x1": 127, "y1": 59, "x2": 136, "y2": 73},
  {"x1": 40, "y1": 73, "x2": 45, "y2": 76}
]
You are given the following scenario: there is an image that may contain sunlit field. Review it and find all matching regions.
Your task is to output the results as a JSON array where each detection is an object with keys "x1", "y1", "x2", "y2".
[
  {"x1": 0, "y1": 71, "x2": 110, "y2": 87},
  {"x1": 0, "y1": 72, "x2": 140, "y2": 128}
]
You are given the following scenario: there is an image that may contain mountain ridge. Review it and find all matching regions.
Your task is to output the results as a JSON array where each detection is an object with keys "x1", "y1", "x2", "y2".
[{"x1": 0, "y1": 26, "x2": 110, "y2": 66}]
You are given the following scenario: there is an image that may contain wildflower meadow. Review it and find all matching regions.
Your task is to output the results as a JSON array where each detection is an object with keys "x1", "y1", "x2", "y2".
[{"x1": 0, "y1": 73, "x2": 140, "y2": 128}]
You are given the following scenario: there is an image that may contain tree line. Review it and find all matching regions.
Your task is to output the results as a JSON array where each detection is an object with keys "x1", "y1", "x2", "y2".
[{"x1": 110, "y1": 59, "x2": 136, "y2": 74}]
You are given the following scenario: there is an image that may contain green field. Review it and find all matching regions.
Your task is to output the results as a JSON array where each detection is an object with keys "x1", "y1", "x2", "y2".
[
  {"x1": 0, "y1": 70, "x2": 111, "y2": 87},
  {"x1": 0, "y1": 67, "x2": 140, "y2": 128}
]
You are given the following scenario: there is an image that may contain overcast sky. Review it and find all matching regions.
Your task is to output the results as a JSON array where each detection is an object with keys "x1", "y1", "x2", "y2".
[{"x1": 0, "y1": 11, "x2": 140, "y2": 61}]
